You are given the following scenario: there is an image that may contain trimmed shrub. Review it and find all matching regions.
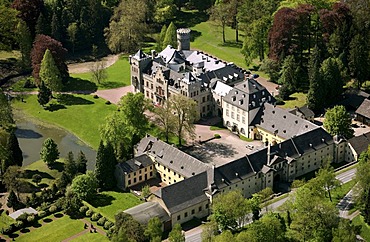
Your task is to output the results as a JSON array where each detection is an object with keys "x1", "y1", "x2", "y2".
[
  {"x1": 2, "y1": 224, "x2": 14, "y2": 235},
  {"x1": 86, "y1": 209, "x2": 94, "y2": 217},
  {"x1": 105, "y1": 100, "x2": 111, "y2": 105},
  {"x1": 27, "y1": 214, "x2": 35, "y2": 223},
  {"x1": 49, "y1": 205, "x2": 57, "y2": 213},
  {"x1": 15, "y1": 221, "x2": 24, "y2": 229},
  {"x1": 91, "y1": 212, "x2": 101, "y2": 221},
  {"x1": 79, "y1": 206, "x2": 89, "y2": 214},
  {"x1": 93, "y1": 95, "x2": 99, "y2": 99},
  {"x1": 97, "y1": 217, "x2": 107, "y2": 226},
  {"x1": 16, "y1": 213, "x2": 28, "y2": 222},
  {"x1": 214, "y1": 134, "x2": 221, "y2": 139},
  {"x1": 104, "y1": 221, "x2": 114, "y2": 230},
  {"x1": 38, "y1": 210, "x2": 47, "y2": 218}
]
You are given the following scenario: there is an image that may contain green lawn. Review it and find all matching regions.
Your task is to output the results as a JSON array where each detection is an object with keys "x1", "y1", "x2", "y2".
[
  {"x1": 68, "y1": 55, "x2": 131, "y2": 91},
  {"x1": 330, "y1": 180, "x2": 356, "y2": 205},
  {"x1": 0, "y1": 50, "x2": 20, "y2": 60},
  {"x1": 190, "y1": 21, "x2": 267, "y2": 78},
  {"x1": 279, "y1": 92, "x2": 307, "y2": 109},
  {"x1": 12, "y1": 94, "x2": 116, "y2": 149},
  {"x1": 21, "y1": 159, "x2": 64, "y2": 188},
  {"x1": 71, "y1": 232, "x2": 109, "y2": 242},
  {"x1": 15, "y1": 215, "x2": 84, "y2": 242},
  {"x1": 86, "y1": 191, "x2": 142, "y2": 221},
  {"x1": 0, "y1": 210, "x2": 14, "y2": 231},
  {"x1": 352, "y1": 215, "x2": 370, "y2": 242}
]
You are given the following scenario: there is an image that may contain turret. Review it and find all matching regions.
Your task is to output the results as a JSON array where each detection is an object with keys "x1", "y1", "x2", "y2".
[{"x1": 177, "y1": 28, "x2": 191, "y2": 51}]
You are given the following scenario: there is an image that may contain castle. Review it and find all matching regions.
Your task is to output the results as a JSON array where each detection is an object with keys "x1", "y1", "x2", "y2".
[{"x1": 122, "y1": 29, "x2": 361, "y2": 230}]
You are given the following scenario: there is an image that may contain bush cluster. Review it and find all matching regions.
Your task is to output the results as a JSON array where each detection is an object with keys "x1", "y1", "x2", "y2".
[
  {"x1": 91, "y1": 212, "x2": 102, "y2": 221},
  {"x1": 86, "y1": 209, "x2": 94, "y2": 217}
]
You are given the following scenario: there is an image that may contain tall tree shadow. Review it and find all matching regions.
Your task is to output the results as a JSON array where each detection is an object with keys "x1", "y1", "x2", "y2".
[
  {"x1": 175, "y1": 10, "x2": 210, "y2": 28},
  {"x1": 88, "y1": 193, "x2": 116, "y2": 207},
  {"x1": 57, "y1": 94, "x2": 94, "y2": 106},
  {"x1": 64, "y1": 77, "x2": 98, "y2": 92},
  {"x1": 45, "y1": 103, "x2": 66, "y2": 112},
  {"x1": 23, "y1": 169, "x2": 54, "y2": 180},
  {"x1": 15, "y1": 128, "x2": 43, "y2": 139}
]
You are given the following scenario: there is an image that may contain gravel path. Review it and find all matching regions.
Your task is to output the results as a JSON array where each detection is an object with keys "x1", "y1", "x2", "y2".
[{"x1": 68, "y1": 54, "x2": 120, "y2": 74}]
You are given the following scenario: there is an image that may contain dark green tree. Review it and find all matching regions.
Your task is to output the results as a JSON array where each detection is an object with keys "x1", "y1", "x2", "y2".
[
  {"x1": 332, "y1": 218, "x2": 359, "y2": 242},
  {"x1": 169, "y1": 223, "x2": 185, "y2": 242},
  {"x1": 50, "y1": 12, "x2": 62, "y2": 41},
  {"x1": 56, "y1": 171, "x2": 71, "y2": 190},
  {"x1": 114, "y1": 212, "x2": 146, "y2": 242},
  {"x1": 64, "y1": 151, "x2": 78, "y2": 179},
  {"x1": 7, "y1": 190, "x2": 19, "y2": 209},
  {"x1": 40, "y1": 138, "x2": 59, "y2": 167},
  {"x1": 62, "y1": 188, "x2": 83, "y2": 218},
  {"x1": 35, "y1": 12, "x2": 50, "y2": 35},
  {"x1": 278, "y1": 55, "x2": 299, "y2": 99},
  {"x1": 163, "y1": 22, "x2": 177, "y2": 48},
  {"x1": 320, "y1": 57, "x2": 343, "y2": 105},
  {"x1": 37, "y1": 81, "x2": 52, "y2": 107},
  {"x1": 349, "y1": 34, "x2": 370, "y2": 89},
  {"x1": 76, "y1": 150, "x2": 87, "y2": 174},
  {"x1": 157, "y1": 24, "x2": 167, "y2": 51},
  {"x1": 307, "y1": 46, "x2": 324, "y2": 112},
  {"x1": 0, "y1": 5, "x2": 18, "y2": 51},
  {"x1": 16, "y1": 20, "x2": 32, "y2": 69},
  {"x1": 70, "y1": 171, "x2": 98, "y2": 201},
  {"x1": 95, "y1": 141, "x2": 117, "y2": 190},
  {"x1": 0, "y1": 90, "x2": 15, "y2": 131},
  {"x1": 315, "y1": 161, "x2": 341, "y2": 202},
  {"x1": 323, "y1": 105, "x2": 354, "y2": 139},
  {"x1": 6, "y1": 131, "x2": 23, "y2": 167}
]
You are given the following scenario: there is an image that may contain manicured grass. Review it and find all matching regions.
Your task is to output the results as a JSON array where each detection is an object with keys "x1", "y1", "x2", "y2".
[
  {"x1": 279, "y1": 92, "x2": 307, "y2": 109},
  {"x1": 8, "y1": 78, "x2": 38, "y2": 92},
  {"x1": 210, "y1": 121, "x2": 226, "y2": 131},
  {"x1": 12, "y1": 94, "x2": 116, "y2": 149},
  {"x1": 15, "y1": 215, "x2": 84, "y2": 242},
  {"x1": 352, "y1": 215, "x2": 370, "y2": 242},
  {"x1": 239, "y1": 135, "x2": 253, "y2": 142},
  {"x1": 71, "y1": 232, "x2": 110, "y2": 242},
  {"x1": 0, "y1": 210, "x2": 14, "y2": 231},
  {"x1": 190, "y1": 21, "x2": 267, "y2": 78},
  {"x1": 148, "y1": 123, "x2": 185, "y2": 146},
  {"x1": 86, "y1": 191, "x2": 142, "y2": 221},
  {"x1": 262, "y1": 193, "x2": 289, "y2": 207},
  {"x1": 21, "y1": 159, "x2": 64, "y2": 188},
  {"x1": 0, "y1": 50, "x2": 20, "y2": 60},
  {"x1": 68, "y1": 55, "x2": 131, "y2": 91},
  {"x1": 330, "y1": 180, "x2": 356, "y2": 205}
]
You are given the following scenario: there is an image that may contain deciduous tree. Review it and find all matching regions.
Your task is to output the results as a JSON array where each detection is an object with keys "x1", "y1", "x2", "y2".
[
  {"x1": 90, "y1": 61, "x2": 108, "y2": 84},
  {"x1": 168, "y1": 94, "x2": 198, "y2": 146},
  {"x1": 169, "y1": 223, "x2": 185, "y2": 242},
  {"x1": 153, "y1": 100, "x2": 176, "y2": 143},
  {"x1": 355, "y1": 146, "x2": 370, "y2": 224},
  {"x1": 40, "y1": 138, "x2": 59, "y2": 167},
  {"x1": 0, "y1": 5, "x2": 19, "y2": 51},
  {"x1": 11, "y1": 0, "x2": 43, "y2": 36},
  {"x1": 315, "y1": 161, "x2": 341, "y2": 202},
  {"x1": 114, "y1": 212, "x2": 146, "y2": 242},
  {"x1": 70, "y1": 171, "x2": 98, "y2": 201},
  {"x1": 323, "y1": 105, "x2": 354, "y2": 139},
  {"x1": 144, "y1": 217, "x2": 163, "y2": 242}
]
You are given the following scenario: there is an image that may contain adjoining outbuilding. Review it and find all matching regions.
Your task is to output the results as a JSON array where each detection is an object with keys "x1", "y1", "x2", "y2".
[{"x1": 9, "y1": 207, "x2": 38, "y2": 220}]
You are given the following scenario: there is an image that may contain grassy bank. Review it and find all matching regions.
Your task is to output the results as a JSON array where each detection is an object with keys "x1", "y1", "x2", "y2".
[
  {"x1": 69, "y1": 55, "x2": 131, "y2": 91},
  {"x1": 352, "y1": 215, "x2": 370, "y2": 241},
  {"x1": 12, "y1": 94, "x2": 116, "y2": 149}
]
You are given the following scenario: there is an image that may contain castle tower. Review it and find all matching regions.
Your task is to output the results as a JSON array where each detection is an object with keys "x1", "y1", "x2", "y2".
[{"x1": 177, "y1": 28, "x2": 191, "y2": 51}]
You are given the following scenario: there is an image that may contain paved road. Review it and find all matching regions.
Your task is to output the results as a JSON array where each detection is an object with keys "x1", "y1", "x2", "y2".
[{"x1": 184, "y1": 167, "x2": 358, "y2": 242}]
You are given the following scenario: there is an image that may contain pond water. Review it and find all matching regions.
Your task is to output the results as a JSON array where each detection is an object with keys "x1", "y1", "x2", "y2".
[{"x1": 14, "y1": 112, "x2": 97, "y2": 170}]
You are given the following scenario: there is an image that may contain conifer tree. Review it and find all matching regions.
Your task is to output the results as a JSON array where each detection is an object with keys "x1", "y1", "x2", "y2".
[
  {"x1": 76, "y1": 150, "x2": 87, "y2": 174},
  {"x1": 17, "y1": 20, "x2": 32, "y2": 69},
  {"x1": 95, "y1": 140, "x2": 117, "y2": 190},
  {"x1": 163, "y1": 22, "x2": 177, "y2": 48},
  {"x1": 158, "y1": 24, "x2": 167, "y2": 50},
  {"x1": 40, "y1": 138, "x2": 59, "y2": 167},
  {"x1": 35, "y1": 12, "x2": 49, "y2": 35},
  {"x1": 51, "y1": 13, "x2": 61, "y2": 41},
  {"x1": 65, "y1": 151, "x2": 77, "y2": 179},
  {"x1": 39, "y1": 49, "x2": 63, "y2": 92},
  {"x1": 307, "y1": 46, "x2": 324, "y2": 112},
  {"x1": 7, "y1": 190, "x2": 19, "y2": 209},
  {"x1": 6, "y1": 131, "x2": 23, "y2": 167},
  {"x1": 37, "y1": 81, "x2": 52, "y2": 106}
]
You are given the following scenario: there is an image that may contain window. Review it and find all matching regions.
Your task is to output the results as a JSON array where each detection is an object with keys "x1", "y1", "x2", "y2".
[
  {"x1": 242, "y1": 117, "x2": 245, "y2": 124},
  {"x1": 202, "y1": 97, "x2": 206, "y2": 103},
  {"x1": 207, "y1": 95, "x2": 210, "y2": 101},
  {"x1": 185, "y1": 212, "x2": 188, "y2": 217},
  {"x1": 139, "y1": 176, "x2": 142, "y2": 181},
  {"x1": 231, "y1": 112, "x2": 234, "y2": 119},
  {"x1": 237, "y1": 114, "x2": 240, "y2": 121},
  {"x1": 199, "y1": 206, "x2": 202, "y2": 212},
  {"x1": 151, "y1": 84, "x2": 153, "y2": 89},
  {"x1": 177, "y1": 215, "x2": 181, "y2": 220},
  {"x1": 150, "y1": 171, "x2": 153, "y2": 176},
  {"x1": 128, "y1": 180, "x2": 131, "y2": 185},
  {"x1": 203, "y1": 106, "x2": 206, "y2": 112},
  {"x1": 205, "y1": 204, "x2": 209, "y2": 209},
  {"x1": 139, "y1": 170, "x2": 142, "y2": 174},
  {"x1": 128, "y1": 174, "x2": 131, "y2": 178},
  {"x1": 134, "y1": 178, "x2": 137, "y2": 183},
  {"x1": 226, "y1": 109, "x2": 229, "y2": 117},
  {"x1": 145, "y1": 168, "x2": 147, "y2": 172},
  {"x1": 133, "y1": 172, "x2": 136, "y2": 176}
]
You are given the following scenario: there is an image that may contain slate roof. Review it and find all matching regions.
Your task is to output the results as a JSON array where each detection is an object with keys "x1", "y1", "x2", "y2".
[
  {"x1": 356, "y1": 99, "x2": 370, "y2": 119},
  {"x1": 133, "y1": 49, "x2": 148, "y2": 59},
  {"x1": 124, "y1": 202, "x2": 170, "y2": 224},
  {"x1": 212, "y1": 127, "x2": 333, "y2": 190},
  {"x1": 136, "y1": 135, "x2": 209, "y2": 178},
  {"x1": 159, "y1": 46, "x2": 185, "y2": 64},
  {"x1": 9, "y1": 207, "x2": 37, "y2": 219},
  {"x1": 210, "y1": 80, "x2": 233, "y2": 97},
  {"x1": 117, "y1": 154, "x2": 153, "y2": 174},
  {"x1": 197, "y1": 65, "x2": 244, "y2": 84},
  {"x1": 339, "y1": 89, "x2": 370, "y2": 110},
  {"x1": 186, "y1": 50, "x2": 225, "y2": 71},
  {"x1": 348, "y1": 132, "x2": 370, "y2": 156},
  {"x1": 153, "y1": 171, "x2": 209, "y2": 214},
  {"x1": 253, "y1": 103, "x2": 318, "y2": 139},
  {"x1": 289, "y1": 105, "x2": 315, "y2": 119},
  {"x1": 223, "y1": 79, "x2": 274, "y2": 112}
]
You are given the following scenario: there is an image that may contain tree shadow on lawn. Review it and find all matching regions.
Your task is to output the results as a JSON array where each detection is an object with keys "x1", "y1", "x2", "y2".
[
  {"x1": 99, "y1": 81, "x2": 126, "y2": 89},
  {"x1": 8, "y1": 233, "x2": 19, "y2": 239},
  {"x1": 64, "y1": 77, "x2": 98, "y2": 93},
  {"x1": 175, "y1": 10, "x2": 209, "y2": 28},
  {"x1": 57, "y1": 94, "x2": 94, "y2": 106},
  {"x1": 45, "y1": 103, "x2": 66, "y2": 112},
  {"x1": 43, "y1": 218, "x2": 53, "y2": 223},
  {"x1": 49, "y1": 161, "x2": 64, "y2": 172},
  {"x1": 23, "y1": 169, "x2": 55, "y2": 180},
  {"x1": 218, "y1": 41, "x2": 243, "y2": 49},
  {"x1": 32, "y1": 222, "x2": 42, "y2": 228},
  {"x1": 20, "y1": 228, "x2": 30, "y2": 233},
  {"x1": 88, "y1": 193, "x2": 115, "y2": 208}
]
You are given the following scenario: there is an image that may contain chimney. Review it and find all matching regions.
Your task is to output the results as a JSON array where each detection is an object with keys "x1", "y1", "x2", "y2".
[
  {"x1": 267, "y1": 142, "x2": 271, "y2": 166},
  {"x1": 151, "y1": 50, "x2": 156, "y2": 59}
]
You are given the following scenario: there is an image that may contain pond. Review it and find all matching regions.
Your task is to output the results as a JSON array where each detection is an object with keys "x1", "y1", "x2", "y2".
[{"x1": 14, "y1": 112, "x2": 97, "y2": 170}]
